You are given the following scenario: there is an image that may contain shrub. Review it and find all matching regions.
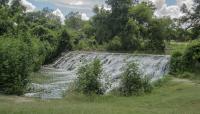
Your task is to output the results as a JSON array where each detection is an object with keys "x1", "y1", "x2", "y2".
[
  {"x1": 75, "y1": 37, "x2": 97, "y2": 51},
  {"x1": 75, "y1": 59, "x2": 104, "y2": 95},
  {"x1": 30, "y1": 38, "x2": 46, "y2": 71},
  {"x1": 170, "y1": 52, "x2": 184, "y2": 74},
  {"x1": 182, "y1": 41, "x2": 200, "y2": 71},
  {"x1": 57, "y1": 29, "x2": 72, "y2": 53},
  {"x1": 0, "y1": 38, "x2": 32, "y2": 95},
  {"x1": 119, "y1": 61, "x2": 153, "y2": 96},
  {"x1": 107, "y1": 36, "x2": 122, "y2": 51},
  {"x1": 169, "y1": 41, "x2": 200, "y2": 81},
  {"x1": 170, "y1": 41, "x2": 200, "y2": 74}
]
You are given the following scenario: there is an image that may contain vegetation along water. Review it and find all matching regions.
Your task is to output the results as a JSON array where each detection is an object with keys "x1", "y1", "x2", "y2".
[{"x1": 0, "y1": 0, "x2": 200, "y2": 114}]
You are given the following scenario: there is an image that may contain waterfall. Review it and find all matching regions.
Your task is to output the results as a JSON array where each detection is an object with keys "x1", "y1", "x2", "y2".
[{"x1": 25, "y1": 51, "x2": 171, "y2": 99}]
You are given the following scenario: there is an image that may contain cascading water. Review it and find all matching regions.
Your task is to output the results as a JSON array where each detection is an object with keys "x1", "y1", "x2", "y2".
[{"x1": 25, "y1": 51, "x2": 171, "y2": 99}]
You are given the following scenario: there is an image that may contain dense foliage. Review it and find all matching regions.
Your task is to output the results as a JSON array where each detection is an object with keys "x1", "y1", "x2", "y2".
[
  {"x1": 170, "y1": 52, "x2": 184, "y2": 74},
  {"x1": 0, "y1": 38, "x2": 32, "y2": 95},
  {"x1": 90, "y1": 1, "x2": 172, "y2": 52},
  {"x1": 182, "y1": 41, "x2": 200, "y2": 71},
  {"x1": 170, "y1": 41, "x2": 200, "y2": 75},
  {"x1": 119, "y1": 62, "x2": 153, "y2": 96},
  {"x1": 0, "y1": 1, "x2": 72, "y2": 94}
]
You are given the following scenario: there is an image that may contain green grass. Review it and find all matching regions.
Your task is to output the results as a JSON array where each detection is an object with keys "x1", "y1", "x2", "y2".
[
  {"x1": 0, "y1": 78, "x2": 200, "y2": 114},
  {"x1": 166, "y1": 41, "x2": 189, "y2": 55},
  {"x1": 175, "y1": 72, "x2": 200, "y2": 84}
]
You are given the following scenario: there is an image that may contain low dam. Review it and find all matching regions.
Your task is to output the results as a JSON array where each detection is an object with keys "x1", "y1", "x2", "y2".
[{"x1": 25, "y1": 51, "x2": 171, "y2": 99}]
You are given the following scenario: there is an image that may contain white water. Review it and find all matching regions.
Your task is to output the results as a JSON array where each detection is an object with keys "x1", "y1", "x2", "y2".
[{"x1": 25, "y1": 51, "x2": 171, "y2": 99}]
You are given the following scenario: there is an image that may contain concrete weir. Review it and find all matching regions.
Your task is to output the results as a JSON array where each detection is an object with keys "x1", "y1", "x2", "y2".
[{"x1": 25, "y1": 51, "x2": 171, "y2": 99}]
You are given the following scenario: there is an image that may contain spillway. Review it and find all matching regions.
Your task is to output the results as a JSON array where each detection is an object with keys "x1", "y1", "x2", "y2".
[{"x1": 25, "y1": 51, "x2": 171, "y2": 99}]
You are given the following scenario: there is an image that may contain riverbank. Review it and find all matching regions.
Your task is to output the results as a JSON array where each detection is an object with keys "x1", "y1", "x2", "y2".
[{"x1": 1, "y1": 78, "x2": 200, "y2": 114}]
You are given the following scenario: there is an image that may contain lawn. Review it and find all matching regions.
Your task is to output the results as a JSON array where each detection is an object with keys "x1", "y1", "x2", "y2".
[
  {"x1": 0, "y1": 78, "x2": 200, "y2": 114},
  {"x1": 165, "y1": 41, "x2": 189, "y2": 55}
]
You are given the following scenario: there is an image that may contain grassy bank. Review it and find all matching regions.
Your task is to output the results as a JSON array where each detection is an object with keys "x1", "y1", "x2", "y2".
[
  {"x1": 0, "y1": 78, "x2": 200, "y2": 114},
  {"x1": 165, "y1": 41, "x2": 189, "y2": 55}
]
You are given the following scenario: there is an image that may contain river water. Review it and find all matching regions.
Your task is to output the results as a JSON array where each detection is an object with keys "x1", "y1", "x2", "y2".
[{"x1": 25, "y1": 51, "x2": 171, "y2": 99}]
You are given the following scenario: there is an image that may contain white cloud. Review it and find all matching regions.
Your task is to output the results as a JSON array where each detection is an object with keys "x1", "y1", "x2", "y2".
[
  {"x1": 18, "y1": 0, "x2": 194, "y2": 19},
  {"x1": 53, "y1": 8, "x2": 65, "y2": 24},
  {"x1": 147, "y1": 0, "x2": 194, "y2": 18},
  {"x1": 176, "y1": 0, "x2": 194, "y2": 9},
  {"x1": 155, "y1": 5, "x2": 183, "y2": 18},
  {"x1": 69, "y1": 1, "x2": 84, "y2": 6},
  {"x1": 51, "y1": 0, "x2": 90, "y2": 6},
  {"x1": 150, "y1": 0, "x2": 166, "y2": 9},
  {"x1": 21, "y1": 0, "x2": 36, "y2": 12},
  {"x1": 81, "y1": 13, "x2": 89, "y2": 20},
  {"x1": 9, "y1": 0, "x2": 36, "y2": 12},
  {"x1": 99, "y1": 6, "x2": 111, "y2": 11}
]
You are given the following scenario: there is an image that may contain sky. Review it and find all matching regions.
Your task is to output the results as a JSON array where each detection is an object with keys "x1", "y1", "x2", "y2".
[{"x1": 18, "y1": 0, "x2": 194, "y2": 22}]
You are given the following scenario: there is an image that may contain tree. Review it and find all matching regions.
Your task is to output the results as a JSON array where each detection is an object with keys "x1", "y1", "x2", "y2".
[
  {"x1": 145, "y1": 18, "x2": 171, "y2": 53},
  {"x1": 65, "y1": 12, "x2": 83, "y2": 30},
  {"x1": 121, "y1": 18, "x2": 141, "y2": 50},
  {"x1": 10, "y1": 0, "x2": 26, "y2": 14},
  {"x1": 24, "y1": 8, "x2": 61, "y2": 31},
  {"x1": 128, "y1": 2, "x2": 154, "y2": 24},
  {"x1": 0, "y1": 4, "x2": 73, "y2": 96},
  {"x1": 57, "y1": 29, "x2": 72, "y2": 53},
  {"x1": 106, "y1": 0, "x2": 133, "y2": 36},
  {"x1": 92, "y1": 6, "x2": 111, "y2": 44},
  {"x1": 189, "y1": 0, "x2": 200, "y2": 39},
  {"x1": 0, "y1": 5, "x2": 15, "y2": 36},
  {"x1": 181, "y1": 0, "x2": 200, "y2": 39},
  {"x1": 0, "y1": 38, "x2": 32, "y2": 95},
  {"x1": 0, "y1": 0, "x2": 9, "y2": 7},
  {"x1": 31, "y1": 25, "x2": 56, "y2": 44},
  {"x1": 0, "y1": 19, "x2": 14, "y2": 36}
]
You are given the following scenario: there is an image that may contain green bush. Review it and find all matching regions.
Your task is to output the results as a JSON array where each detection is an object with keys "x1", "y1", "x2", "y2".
[
  {"x1": 75, "y1": 36, "x2": 98, "y2": 51},
  {"x1": 170, "y1": 41, "x2": 200, "y2": 74},
  {"x1": 144, "y1": 19, "x2": 169, "y2": 53},
  {"x1": 75, "y1": 59, "x2": 104, "y2": 95},
  {"x1": 30, "y1": 38, "x2": 46, "y2": 71},
  {"x1": 0, "y1": 38, "x2": 32, "y2": 95},
  {"x1": 169, "y1": 41, "x2": 200, "y2": 81},
  {"x1": 31, "y1": 25, "x2": 59, "y2": 64},
  {"x1": 170, "y1": 51, "x2": 184, "y2": 74},
  {"x1": 107, "y1": 36, "x2": 122, "y2": 51},
  {"x1": 182, "y1": 41, "x2": 200, "y2": 71},
  {"x1": 57, "y1": 29, "x2": 72, "y2": 53},
  {"x1": 119, "y1": 62, "x2": 153, "y2": 96}
]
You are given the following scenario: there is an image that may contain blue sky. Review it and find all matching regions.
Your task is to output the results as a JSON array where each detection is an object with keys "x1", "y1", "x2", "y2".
[
  {"x1": 27, "y1": 0, "x2": 107, "y2": 16},
  {"x1": 27, "y1": 0, "x2": 176, "y2": 15},
  {"x1": 166, "y1": 0, "x2": 176, "y2": 5},
  {"x1": 23, "y1": 0, "x2": 194, "y2": 19}
]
